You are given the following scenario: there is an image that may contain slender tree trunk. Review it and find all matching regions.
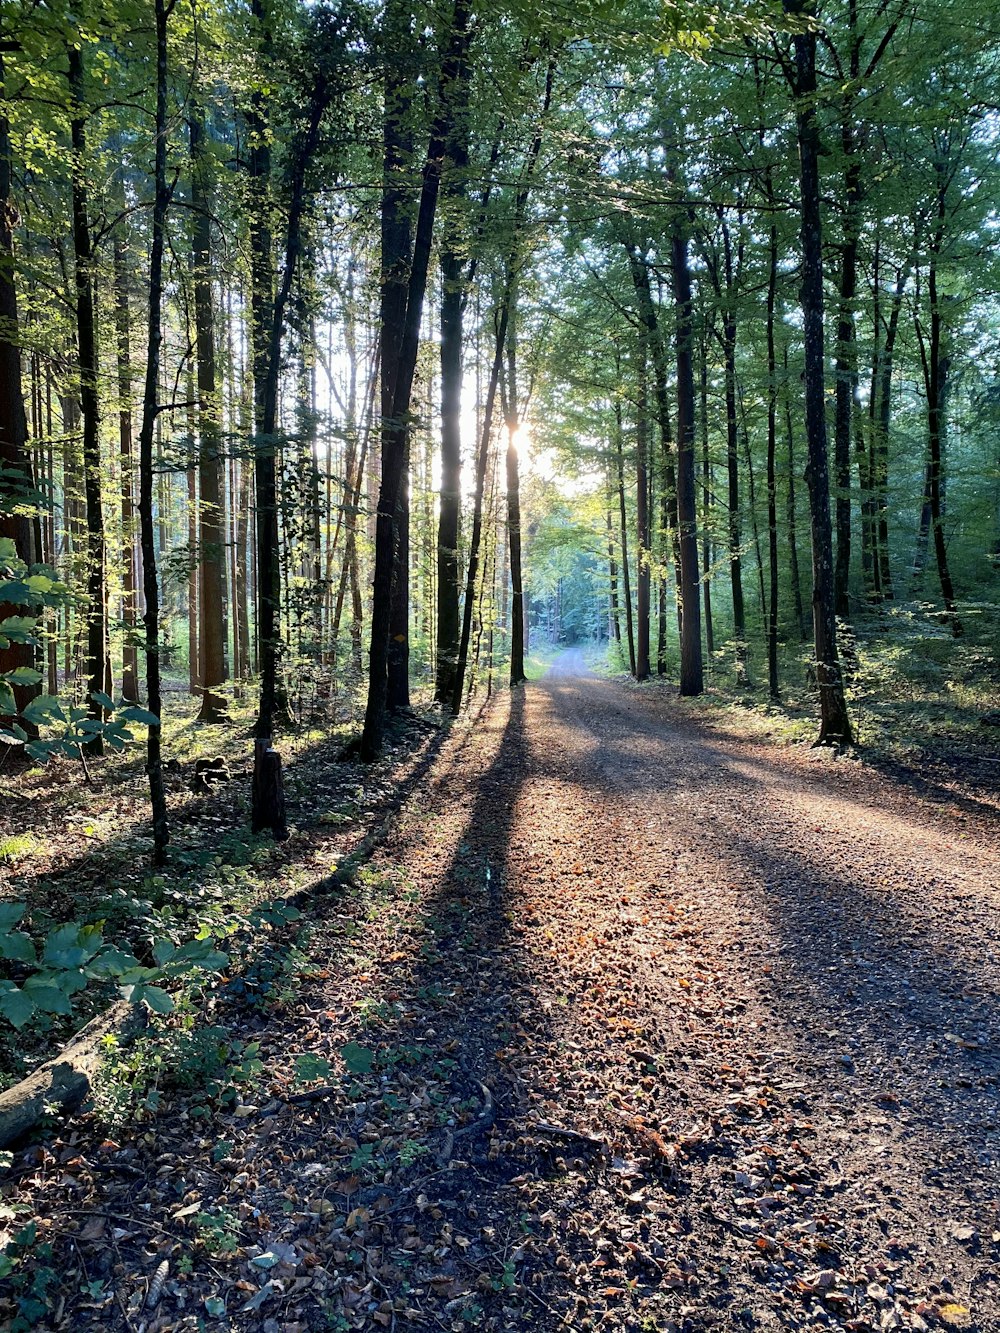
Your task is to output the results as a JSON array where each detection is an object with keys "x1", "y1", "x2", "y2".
[
  {"x1": 434, "y1": 28, "x2": 471, "y2": 707},
  {"x1": 248, "y1": 0, "x2": 280, "y2": 749},
  {"x1": 606, "y1": 485, "x2": 622, "y2": 652},
  {"x1": 113, "y1": 232, "x2": 140, "y2": 703},
  {"x1": 699, "y1": 345, "x2": 714, "y2": 659},
  {"x1": 69, "y1": 48, "x2": 109, "y2": 749},
  {"x1": 783, "y1": 345, "x2": 807, "y2": 640},
  {"x1": 452, "y1": 300, "x2": 508, "y2": 714},
  {"x1": 918, "y1": 166, "x2": 961, "y2": 636},
  {"x1": 436, "y1": 245, "x2": 464, "y2": 704},
  {"x1": 833, "y1": 148, "x2": 860, "y2": 619},
  {"x1": 614, "y1": 401, "x2": 636, "y2": 676},
  {"x1": 871, "y1": 257, "x2": 909, "y2": 601},
  {"x1": 136, "y1": 0, "x2": 173, "y2": 863},
  {"x1": 504, "y1": 323, "x2": 526, "y2": 687},
  {"x1": 786, "y1": 0, "x2": 853, "y2": 745},
  {"x1": 671, "y1": 219, "x2": 702, "y2": 696},
  {"x1": 0, "y1": 52, "x2": 40, "y2": 719},
  {"x1": 190, "y1": 106, "x2": 228, "y2": 720},
  {"x1": 635, "y1": 344, "x2": 651, "y2": 681},
  {"x1": 766, "y1": 226, "x2": 780, "y2": 700}
]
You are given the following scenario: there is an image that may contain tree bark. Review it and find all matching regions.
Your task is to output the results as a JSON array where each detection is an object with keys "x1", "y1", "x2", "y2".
[
  {"x1": 190, "y1": 106, "x2": 228, "y2": 721},
  {"x1": 69, "y1": 47, "x2": 109, "y2": 749},
  {"x1": 364, "y1": 0, "x2": 472, "y2": 755},
  {"x1": 671, "y1": 219, "x2": 702, "y2": 696},
  {"x1": 136, "y1": 0, "x2": 174, "y2": 863},
  {"x1": 614, "y1": 399, "x2": 636, "y2": 677},
  {"x1": 786, "y1": 0, "x2": 853, "y2": 746},
  {"x1": 112, "y1": 231, "x2": 140, "y2": 703},
  {"x1": 765, "y1": 226, "x2": 780, "y2": 700},
  {"x1": 635, "y1": 343, "x2": 651, "y2": 681},
  {"x1": 0, "y1": 52, "x2": 40, "y2": 719}
]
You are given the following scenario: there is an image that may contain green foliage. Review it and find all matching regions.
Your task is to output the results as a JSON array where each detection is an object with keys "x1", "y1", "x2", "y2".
[{"x1": 0, "y1": 901, "x2": 228, "y2": 1030}]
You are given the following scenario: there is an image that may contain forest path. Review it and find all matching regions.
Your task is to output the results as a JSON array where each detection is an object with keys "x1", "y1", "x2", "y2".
[
  {"x1": 350, "y1": 654, "x2": 1000, "y2": 1331},
  {"x1": 13, "y1": 661, "x2": 1000, "y2": 1333}
]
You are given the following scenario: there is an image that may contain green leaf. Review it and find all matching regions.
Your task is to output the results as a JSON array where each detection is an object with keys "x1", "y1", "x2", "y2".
[
  {"x1": 0, "y1": 1253, "x2": 15, "y2": 1279},
  {"x1": 118, "y1": 705, "x2": 160, "y2": 727},
  {"x1": 90, "y1": 690, "x2": 114, "y2": 711},
  {"x1": 0, "y1": 903, "x2": 25, "y2": 931},
  {"x1": 22, "y1": 981, "x2": 73, "y2": 1015},
  {"x1": 0, "y1": 616, "x2": 36, "y2": 645},
  {"x1": 152, "y1": 939, "x2": 176, "y2": 966},
  {"x1": 0, "y1": 932, "x2": 35, "y2": 965},
  {"x1": 0, "y1": 988, "x2": 35, "y2": 1028},
  {"x1": 0, "y1": 537, "x2": 16, "y2": 563},
  {"x1": 293, "y1": 1052, "x2": 332, "y2": 1086},
  {"x1": 142, "y1": 985, "x2": 174, "y2": 1014},
  {"x1": 22, "y1": 694, "x2": 65, "y2": 725},
  {"x1": 43, "y1": 924, "x2": 88, "y2": 968},
  {"x1": 340, "y1": 1041, "x2": 374, "y2": 1075},
  {"x1": 0, "y1": 682, "x2": 15, "y2": 717},
  {"x1": 5, "y1": 666, "x2": 42, "y2": 685}
]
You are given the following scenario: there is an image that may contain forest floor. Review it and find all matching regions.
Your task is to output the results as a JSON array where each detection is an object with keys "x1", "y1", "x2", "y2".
[{"x1": 3, "y1": 651, "x2": 1000, "y2": 1333}]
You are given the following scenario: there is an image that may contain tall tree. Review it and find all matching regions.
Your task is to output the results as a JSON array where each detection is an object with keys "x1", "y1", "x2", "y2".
[
  {"x1": 190, "y1": 104, "x2": 228, "y2": 721},
  {"x1": 784, "y1": 0, "x2": 853, "y2": 745}
]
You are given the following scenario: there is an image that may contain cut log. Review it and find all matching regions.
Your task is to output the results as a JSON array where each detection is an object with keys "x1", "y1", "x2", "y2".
[{"x1": 0, "y1": 1000, "x2": 145, "y2": 1149}]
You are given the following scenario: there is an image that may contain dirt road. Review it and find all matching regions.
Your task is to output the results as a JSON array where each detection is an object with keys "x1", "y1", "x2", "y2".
[
  {"x1": 10, "y1": 654, "x2": 1000, "y2": 1332},
  {"x1": 358, "y1": 652, "x2": 1000, "y2": 1331}
]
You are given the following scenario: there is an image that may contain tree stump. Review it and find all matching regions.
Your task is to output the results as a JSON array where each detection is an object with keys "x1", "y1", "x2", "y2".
[{"x1": 251, "y1": 737, "x2": 287, "y2": 839}]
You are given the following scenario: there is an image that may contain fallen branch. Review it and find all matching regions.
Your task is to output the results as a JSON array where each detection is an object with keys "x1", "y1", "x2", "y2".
[{"x1": 0, "y1": 1001, "x2": 146, "y2": 1149}]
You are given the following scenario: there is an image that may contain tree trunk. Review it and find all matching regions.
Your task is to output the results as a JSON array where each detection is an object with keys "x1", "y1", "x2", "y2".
[
  {"x1": 919, "y1": 164, "x2": 961, "y2": 636},
  {"x1": 0, "y1": 52, "x2": 40, "y2": 719},
  {"x1": 248, "y1": 0, "x2": 280, "y2": 754},
  {"x1": 436, "y1": 242, "x2": 464, "y2": 704},
  {"x1": 112, "y1": 232, "x2": 140, "y2": 703},
  {"x1": 136, "y1": 0, "x2": 173, "y2": 863},
  {"x1": 69, "y1": 48, "x2": 109, "y2": 749},
  {"x1": 614, "y1": 401, "x2": 636, "y2": 677},
  {"x1": 786, "y1": 0, "x2": 853, "y2": 746},
  {"x1": 765, "y1": 227, "x2": 780, "y2": 700},
  {"x1": 504, "y1": 322, "x2": 526, "y2": 687},
  {"x1": 699, "y1": 345, "x2": 714, "y2": 659},
  {"x1": 434, "y1": 22, "x2": 472, "y2": 707},
  {"x1": 364, "y1": 0, "x2": 472, "y2": 755},
  {"x1": 451, "y1": 299, "x2": 508, "y2": 714},
  {"x1": 833, "y1": 146, "x2": 860, "y2": 619},
  {"x1": 190, "y1": 106, "x2": 228, "y2": 721},
  {"x1": 671, "y1": 220, "x2": 702, "y2": 696},
  {"x1": 635, "y1": 344, "x2": 650, "y2": 681}
]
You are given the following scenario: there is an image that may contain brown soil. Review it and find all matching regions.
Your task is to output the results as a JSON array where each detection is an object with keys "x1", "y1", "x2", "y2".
[{"x1": 4, "y1": 653, "x2": 999, "y2": 1333}]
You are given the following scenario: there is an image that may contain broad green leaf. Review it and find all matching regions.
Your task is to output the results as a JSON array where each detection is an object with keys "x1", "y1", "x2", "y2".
[
  {"x1": 22, "y1": 982, "x2": 72, "y2": 1015},
  {"x1": 5, "y1": 666, "x2": 42, "y2": 685},
  {"x1": 0, "y1": 988, "x2": 35, "y2": 1028},
  {"x1": 340, "y1": 1041, "x2": 374, "y2": 1075},
  {"x1": 0, "y1": 616, "x2": 36, "y2": 645},
  {"x1": 142, "y1": 985, "x2": 174, "y2": 1014},
  {"x1": 22, "y1": 694, "x2": 64, "y2": 725},
  {"x1": 0, "y1": 932, "x2": 35, "y2": 965},
  {"x1": 0, "y1": 904, "x2": 25, "y2": 931},
  {"x1": 91, "y1": 690, "x2": 114, "y2": 711},
  {"x1": 152, "y1": 939, "x2": 176, "y2": 966},
  {"x1": 0, "y1": 683, "x2": 15, "y2": 716},
  {"x1": 118, "y1": 705, "x2": 160, "y2": 727}
]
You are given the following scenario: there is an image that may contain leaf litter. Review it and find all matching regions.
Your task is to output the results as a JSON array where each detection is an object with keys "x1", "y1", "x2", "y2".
[{"x1": 2, "y1": 655, "x2": 999, "y2": 1332}]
